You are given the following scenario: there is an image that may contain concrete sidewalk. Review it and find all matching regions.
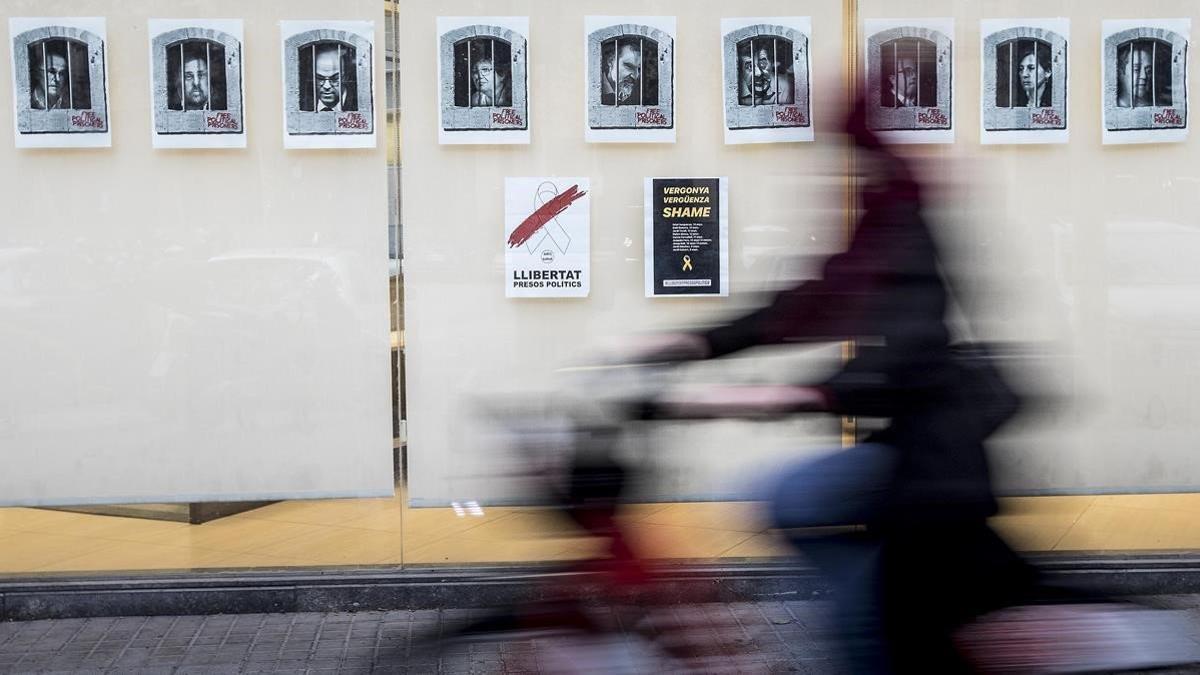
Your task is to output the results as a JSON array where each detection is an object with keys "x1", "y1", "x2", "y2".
[
  {"x1": 4, "y1": 596, "x2": 1199, "y2": 674},
  {"x1": 0, "y1": 601, "x2": 835, "y2": 674}
]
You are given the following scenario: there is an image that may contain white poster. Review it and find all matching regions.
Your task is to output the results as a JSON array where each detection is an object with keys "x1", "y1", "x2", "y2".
[
  {"x1": 505, "y1": 177, "x2": 590, "y2": 298},
  {"x1": 437, "y1": 16, "x2": 529, "y2": 145},
  {"x1": 980, "y1": 18, "x2": 1070, "y2": 145},
  {"x1": 644, "y1": 177, "x2": 730, "y2": 298},
  {"x1": 864, "y1": 18, "x2": 954, "y2": 144},
  {"x1": 721, "y1": 17, "x2": 813, "y2": 144},
  {"x1": 281, "y1": 20, "x2": 376, "y2": 150},
  {"x1": 148, "y1": 18, "x2": 246, "y2": 149},
  {"x1": 9, "y1": 17, "x2": 111, "y2": 148},
  {"x1": 584, "y1": 16, "x2": 676, "y2": 143},
  {"x1": 1102, "y1": 19, "x2": 1190, "y2": 145}
]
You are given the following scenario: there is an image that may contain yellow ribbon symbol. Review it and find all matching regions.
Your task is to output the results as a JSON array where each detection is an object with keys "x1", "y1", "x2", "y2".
[{"x1": 682, "y1": 255, "x2": 693, "y2": 271}]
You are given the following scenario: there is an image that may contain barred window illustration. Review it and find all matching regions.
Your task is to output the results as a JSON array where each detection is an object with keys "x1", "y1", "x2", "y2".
[
  {"x1": 1117, "y1": 38, "x2": 1172, "y2": 108},
  {"x1": 879, "y1": 38, "x2": 936, "y2": 108},
  {"x1": 166, "y1": 40, "x2": 228, "y2": 111},
  {"x1": 599, "y1": 35, "x2": 659, "y2": 106},
  {"x1": 453, "y1": 37, "x2": 512, "y2": 108},
  {"x1": 299, "y1": 41, "x2": 358, "y2": 112},
  {"x1": 28, "y1": 38, "x2": 91, "y2": 110},
  {"x1": 736, "y1": 36, "x2": 794, "y2": 106},
  {"x1": 995, "y1": 39, "x2": 1052, "y2": 108}
]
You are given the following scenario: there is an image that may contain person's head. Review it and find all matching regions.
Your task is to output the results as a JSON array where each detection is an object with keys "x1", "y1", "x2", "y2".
[
  {"x1": 471, "y1": 56, "x2": 495, "y2": 96},
  {"x1": 887, "y1": 56, "x2": 918, "y2": 103},
  {"x1": 314, "y1": 46, "x2": 343, "y2": 109},
  {"x1": 43, "y1": 49, "x2": 68, "y2": 104},
  {"x1": 1018, "y1": 48, "x2": 1051, "y2": 96},
  {"x1": 739, "y1": 53, "x2": 754, "y2": 87},
  {"x1": 751, "y1": 48, "x2": 778, "y2": 97},
  {"x1": 605, "y1": 43, "x2": 641, "y2": 103},
  {"x1": 755, "y1": 48, "x2": 772, "y2": 79},
  {"x1": 183, "y1": 56, "x2": 208, "y2": 108},
  {"x1": 738, "y1": 53, "x2": 756, "y2": 100},
  {"x1": 1118, "y1": 43, "x2": 1155, "y2": 104}
]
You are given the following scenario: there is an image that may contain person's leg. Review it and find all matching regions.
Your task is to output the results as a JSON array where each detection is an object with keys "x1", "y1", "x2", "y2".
[
  {"x1": 802, "y1": 533, "x2": 892, "y2": 673},
  {"x1": 768, "y1": 443, "x2": 898, "y2": 530},
  {"x1": 766, "y1": 445, "x2": 899, "y2": 673}
]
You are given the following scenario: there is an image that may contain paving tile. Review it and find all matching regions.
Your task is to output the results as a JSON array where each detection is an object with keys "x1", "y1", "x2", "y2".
[{"x1": 1, "y1": 598, "x2": 1190, "y2": 673}]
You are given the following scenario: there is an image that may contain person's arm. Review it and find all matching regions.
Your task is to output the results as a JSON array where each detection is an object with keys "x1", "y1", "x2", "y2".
[
  {"x1": 700, "y1": 209, "x2": 896, "y2": 359},
  {"x1": 655, "y1": 383, "x2": 830, "y2": 419},
  {"x1": 817, "y1": 348, "x2": 952, "y2": 418},
  {"x1": 610, "y1": 241, "x2": 877, "y2": 365}
]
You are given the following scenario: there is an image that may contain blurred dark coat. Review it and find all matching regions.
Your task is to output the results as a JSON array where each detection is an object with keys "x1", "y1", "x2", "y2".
[{"x1": 701, "y1": 111, "x2": 1018, "y2": 523}]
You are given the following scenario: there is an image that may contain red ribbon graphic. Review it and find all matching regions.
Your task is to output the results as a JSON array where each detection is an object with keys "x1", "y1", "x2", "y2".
[{"x1": 507, "y1": 184, "x2": 587, "y2": 249}]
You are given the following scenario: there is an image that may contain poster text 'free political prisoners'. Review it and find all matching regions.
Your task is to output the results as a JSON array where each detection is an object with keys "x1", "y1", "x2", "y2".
[{"x1": 644, "y1": 177, "x2": 729, "y2": 297}]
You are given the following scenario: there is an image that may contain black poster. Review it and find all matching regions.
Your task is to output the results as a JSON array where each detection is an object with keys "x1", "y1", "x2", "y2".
[{"x1": 644, "y1": 177, "x2": 729, "y2": 297}]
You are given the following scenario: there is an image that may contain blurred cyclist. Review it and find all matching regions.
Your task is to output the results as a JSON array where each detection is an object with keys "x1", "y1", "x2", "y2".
[{"x1": 627, "y1": 100, "x2": 1029, "y2": 673}]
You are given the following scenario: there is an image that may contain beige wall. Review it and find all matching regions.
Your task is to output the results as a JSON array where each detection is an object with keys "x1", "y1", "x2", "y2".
[
  {"x1": 0, "y1": 0, "x2": 394, "y2": 505},
  {"x1": 401, "y1": 0, "x2": 849, "y2": 505},
  {"x1": 404, "y1": 0, "x2": 1200, "y2": 504},
  {"x1": 857, "y1": 0, "x2": 1200, "y2": 493}
]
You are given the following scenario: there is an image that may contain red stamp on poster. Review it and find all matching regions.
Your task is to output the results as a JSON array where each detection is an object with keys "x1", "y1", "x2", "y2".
[
  {"x1": 492, "y1": 108, "x2": 524, "y2": 126},
  {"x1": 917, "y1": 108, "x2": 948, "y2": 126},
  {"x1": 337, "y1": 112, "x2": 369, "y2": 130},
  {"x1": 71, "y1": 111, "x2": 105, "y2": 129},
  {"x1": 775, "y1": 107, "x2": 807, "y2": 125},
  {"x1": 1155, "y1": 108, "x2": 1183, "y2": 126},
  {"x1": 206, "y1": 112, "x2": 239, "y2": 130},
  {"x1": 1031, "y1": 108, "x2": 1062, "y2": 126},
  {"x1": 636, "y1": 108, "x2": 668, "y2": 125}
]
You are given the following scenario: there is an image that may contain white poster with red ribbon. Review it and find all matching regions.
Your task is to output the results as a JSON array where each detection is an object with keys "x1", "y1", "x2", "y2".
[{"x1": 505, "y1": 177, "x2": 590, "y2": 298}]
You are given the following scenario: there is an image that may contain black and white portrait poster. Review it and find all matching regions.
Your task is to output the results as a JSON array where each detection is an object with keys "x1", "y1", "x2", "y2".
[
  {"x1": 9, "y1": 17, "x2": 111, "y2": 148},
  {"x1": 721, "y1": 17, "x2": 813, "y2": 144},
  {"x1": 585, "y1": 16, "x2": 676, "y2": 143},
  {"x1": 148, "y1": 19, "x2": 245, "y2": 149},
  {"x1": 864, "y1": 18, "x2": 954, "y2": 144},
  {"x1": 437, "y1": 16, "x2": 529, "y2": 145},
  {"x1": 980, "y1": 18, "x2": 1069, "y2": 145},
  {"x1": 505, "y1": 177, "x2": 590, "y2": 298},
  {"x1": 644, "y1": 178, "x2": 729, "y2": 298},
  {"x1": 281, "y1": 20, "x2": 375, "y2": 150},
  {"x1": 1103, "y1": 19, "x2": 1190, "y2": 145}
]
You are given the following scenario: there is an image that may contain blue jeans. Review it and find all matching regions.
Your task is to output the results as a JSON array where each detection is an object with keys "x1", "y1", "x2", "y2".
[{"x1": 767, "y1": 444, "x2": 899, "y2": 674}]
